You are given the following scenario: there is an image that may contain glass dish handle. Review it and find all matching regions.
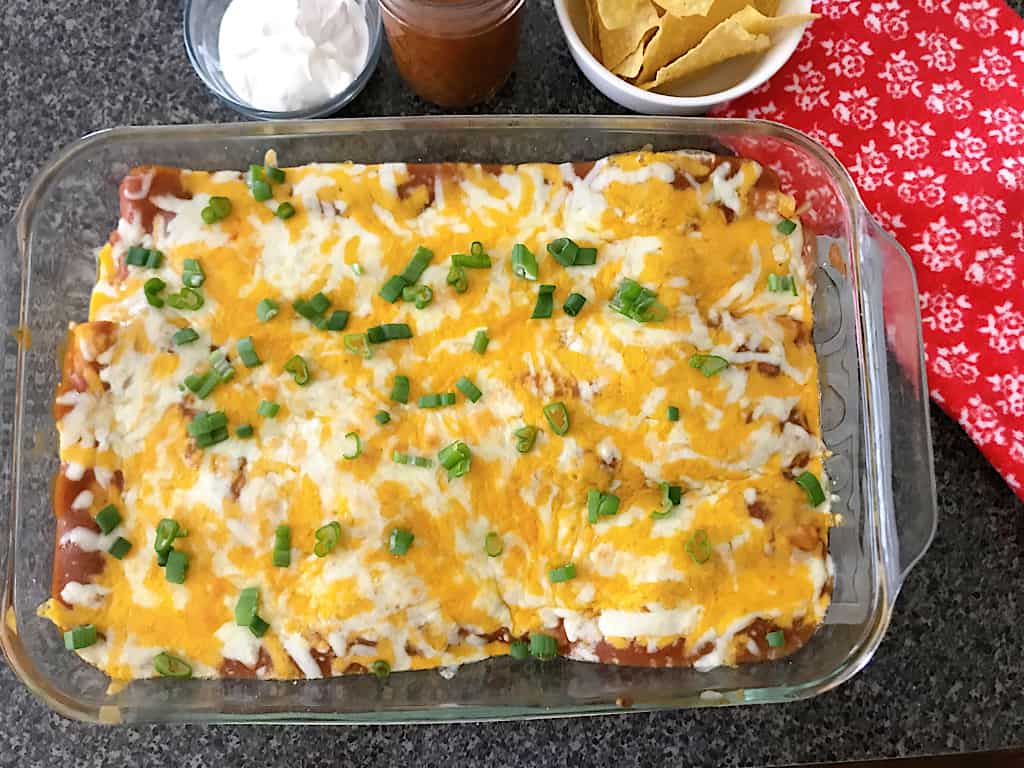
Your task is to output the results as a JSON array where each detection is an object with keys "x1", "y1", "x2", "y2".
[
  {"x1": 0, "y1": 222, "x2": 21, "y2": 607},
  {"x1": 863, "y1": 216, "x2": 938, "y2": 602}
]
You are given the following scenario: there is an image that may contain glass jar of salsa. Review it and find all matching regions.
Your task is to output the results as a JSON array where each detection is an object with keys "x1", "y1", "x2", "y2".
[{"x1": 379, "y1": 0, "x2": 525, "y2": 108}]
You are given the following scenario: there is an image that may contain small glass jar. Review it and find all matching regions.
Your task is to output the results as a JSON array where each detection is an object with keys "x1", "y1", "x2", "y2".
[{"x1": 379, "y1": 0, "x2": 525, "y2": 108}]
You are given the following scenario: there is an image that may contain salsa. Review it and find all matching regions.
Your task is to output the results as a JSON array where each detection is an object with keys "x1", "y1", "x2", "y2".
[{"x1": 380, "y1": 0, "x2": 524, "y2": 108}]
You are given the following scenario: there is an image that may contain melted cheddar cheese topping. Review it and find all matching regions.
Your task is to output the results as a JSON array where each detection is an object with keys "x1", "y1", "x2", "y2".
[{"x1": 43, "y1": 150, "x2": 831, "y2": 680}]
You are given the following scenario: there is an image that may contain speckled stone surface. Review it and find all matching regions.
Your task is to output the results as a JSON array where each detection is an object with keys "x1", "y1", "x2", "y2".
[{"x1": 1, "y1": 1, "x2": 1023, "y2": 765}]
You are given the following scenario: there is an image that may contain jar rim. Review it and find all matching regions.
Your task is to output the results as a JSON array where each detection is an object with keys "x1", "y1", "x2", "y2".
[{"x1": 379, "y1": 0, "x2": 524, "y2": 36}]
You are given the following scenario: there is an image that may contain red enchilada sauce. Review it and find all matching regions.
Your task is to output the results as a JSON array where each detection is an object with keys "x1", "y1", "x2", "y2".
[{"x1": 380, "y1": 0, "x2": 524, "y2": 107}]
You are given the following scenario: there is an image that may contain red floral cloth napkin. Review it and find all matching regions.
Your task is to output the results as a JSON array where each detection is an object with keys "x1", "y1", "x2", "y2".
[{"x1": 713, "y1": 0, "x2": 1024, "y2": 501}]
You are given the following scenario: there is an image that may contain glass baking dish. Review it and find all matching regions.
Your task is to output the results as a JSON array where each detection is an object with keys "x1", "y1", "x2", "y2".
[{"x1": 0, "y1": 116, "x2": 937, "y2": 724}]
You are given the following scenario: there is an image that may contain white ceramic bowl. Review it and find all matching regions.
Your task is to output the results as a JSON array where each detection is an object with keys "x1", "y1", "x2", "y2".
[{"x1": 553, "y1": 0, "x2": 812, "y2": 115}]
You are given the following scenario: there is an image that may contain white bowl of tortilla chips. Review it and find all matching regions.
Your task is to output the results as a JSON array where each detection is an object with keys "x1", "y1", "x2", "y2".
[{"x1": 554, "y1": 0, "x2": 816, "y2": 115}]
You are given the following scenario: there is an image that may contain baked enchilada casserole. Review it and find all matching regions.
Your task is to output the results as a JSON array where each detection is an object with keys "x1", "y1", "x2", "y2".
[{"x1": 42, "y1": 150, "x2": 832, "y2": 681}]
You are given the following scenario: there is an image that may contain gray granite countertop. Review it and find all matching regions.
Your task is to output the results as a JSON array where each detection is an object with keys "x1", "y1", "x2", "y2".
[{"x1": 2, "y1": 1, "x2": 1023, "y2": 766}]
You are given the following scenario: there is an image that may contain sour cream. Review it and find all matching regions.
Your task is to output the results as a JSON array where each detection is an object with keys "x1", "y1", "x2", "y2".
[{"x1": 218, "y1": 0, "x2": 369, "y2": 112}]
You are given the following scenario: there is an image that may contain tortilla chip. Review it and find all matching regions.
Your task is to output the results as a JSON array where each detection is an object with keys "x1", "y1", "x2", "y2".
[
  {"x1": 636, "y1": 0, "x2": 760, "y2": 83},
  {"x1": 641, "y1": 7, "x2": 816, "y2": 90},
  {"x1": 596, "y1": 0, "x2": 650, "y2": 30},
  {"x1": 654, "y1": 0, "x2": 717, "y2": 16},
  {"x1": 597, "y1": 1, "x2": 660, "y2": 71},
  {"x1": 612, "y1": 40, "x2": 649, "y2": 78}
]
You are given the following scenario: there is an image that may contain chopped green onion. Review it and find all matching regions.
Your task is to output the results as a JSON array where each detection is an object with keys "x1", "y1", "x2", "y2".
[
  {"x1": 108, "y1": 537, "x2": 132, "y2": 560},
  {"x1": 275, "y1": 202, "x2": 296, "y2": 219},
  {"x1": 651, "y1": 482, "x2": 683, "y2": 520},
  {"x1": 142, "y1": 249, "x2": 162, "y2": 268},
  {"x1": 777, "y1": 218, "x2": 797, "y2": 235},
  {"x1": 573, "y1": 247, "x2": 597, "y2": 266},
  {"x1": 548, "y1": 563, "x2": 577, "y2": 583},
  {"x1": 609, "y1": 278, "x2": 667, "y2": 323},
  {"x1": 293, "y1": 298, "x2": 320, "y2": 321},
  {"x1": 201, "y1": 206, "x2": 217, "y2": 224},
  {"x1": 689, "y1": 354, "x2": 730, "y2": 377},
  {"x1": 196, "y1": 427, "x2": 229, "y2": 448},
  {"x1": 375, "y1": 410, "x2": 391, "y2": 425},
  {"x1": 64, "y1": 624, "x2": 97, "y2": 650},
  {"x1": 446, "y1": 265, "x2": 468, "y2": 293},
  {"x1": 543, "y1": 402, "x2": 570, "y2": 436},
  {"x1": 272, "y1": 548, "x2": 290, "y2": 568},
  {"x1": 166, "y1": 287, "x2": 204, "y2": 311},
  {"x1": 325, "y1": 310, "x2": 350, "y2": 331},
  {"x1": 452, "y1": 251, "x2": 491, "y2": 269},
  {"x1": 795, "y1": 471, "x2": 826, "y2": 506},
  {"x1": 283, "y1": 355, "x2": 310, "y2": 385},
  {"x1": 531, "y1": 284, "x2": 556, "y2": 319},
  {"x1": 344, "y1": 333, "x2": 372, "y2": 359},
  {"x1": 400, "y1": 246, "x2": 434, "y2": 284},
  {"x1": 509, "y1": 639, "x2": 529, "y2": 660},
  {"x1": 125, "y1": 246, "x2": 149, "y2": 266},
  {"x1": 257, "y1": 400, "x2": 280, "y2": 418},
  {"x1": 484, "y1": 532, "x2": 503, "y2": 557},
  {"x1": 154, "y1": 518, "x2": 184, "y2": 557},
  {"x1": 208, "y1": 196, "x2": 231, "y2": 220},
  {"x1": 264, "y1": 165, "x2": 286, "y2": 184},
  {"x1": 235, "y1": 424, "x2": 254, "y2": 438},
  {"x1": 547, "y1": 237, "x2": 579, "y2": 267},
  {"x1": 371, "y1": 660, "x2": 391, "y2": 680},
  {"x1": 586, "y1": 490, "x2": 619, "y2": 523},
  {"x1": 686, "y1": 529, "x2": 712, "y2": 565},
  {"x1": 513, "y1": 425, "x2": 538, "y2": 453},
  {"x1": 766, "y1": 630, "x2": 786, "y2": 648},
  {"x1": 418, "y1": 393, "x2": 456, "y2": 409},
  {"x1": 367, "y1": 323, "x2": 413, "y2": 344},
  {"x1": 402, "y1": 284, "x2": 433, "y2": 309},
  {"x1": 667, "y1": 405, "x2": 680, "y2": 421},
  {"x1": 184, "y1": 371, "x2": 218, "y2": 399},
  {"x1": 234, "y1": 587, "x2": 259, "y2": 627},
  {"x1": 597, "y1": 493, "x2": 620, "y2": 518},
  {"x1": 767, "y1": 274, "x2": 798, "y2": 295},
  {"x1": 251, "y1": 179, "x2": 272, "y2": 202},
  {"x1": 471, "y1": 240, "x2": 485, "y2": 258},
  {"x1": 529, "y1": 633, "x2": 557, "y2": 661},
  {"x1": 438, "y1": 440, "x2": 472, "y2": 480},
  {"x1": 248, "y1": 165, "x2": 264, "y2": 185},
  {"x1": 388, "y1": 527, "x2": 414, "y2": 556},
  {"x1": 343, "y1": 431, "x2": 361, "y2": 460},
  {"x1": 472, "y1": 330, "x2": 489, "y2": 355},
  {"x1": 351, "y1": 263, "x2": 364, "y2": 276},
  {"x1": 391, "y1": 375, "x2": 410, "y2": 404},
  {"x1": 392, "y1": 451, "x2": 433, "y2": 468},
  {"x1": 249, "y1": 616, "x2": 270, "y2": 638},
  {"x1": 256, "y1": 298, "x2": 279, "y2": 322},
  {"x1": 210, "y1": 349, "x2": 235, "y2": 382},
  {"x1": 273, "y1": 525, "x2": 291, "y2": 567},
  {"x1": 173, "y1": 327, "x2": 199, "y2": 345},
  {"x1": 144, "y1": 277, "x2": 166, "y2": 308},
  {"x1": 314, "y1": 521, "x2": 342, "y2": 557},
  {"x1": 95, "y1": 504, "x2": 121, "y2": 534},
  {"x1": 308, "y1": 292, "x2": 330, "y2": 315},
  {"x1": 154, "y1": 652, "x2": 192, "y2": 678},
  {"x1": 456, "y1": 376, "x2": 482, "y2": 403},
  {"x1": 379, "y1": 274, "x2": 410, "y2": 303},
  {"x1": 563, "y1": 293, "x2": 586, "y2": 316},
  {"x1": 165, "y1": 549, "x2": 189, "y2": 583},
  {"x1": 236, "y1": 336, "x2": 262, "y2": 368},
  {"x1": 182, "y1": 258, "x2": 205, "y2": 288},
  {"x1": 511, "y1": 243, "x2": 539, "y2": 280}
]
